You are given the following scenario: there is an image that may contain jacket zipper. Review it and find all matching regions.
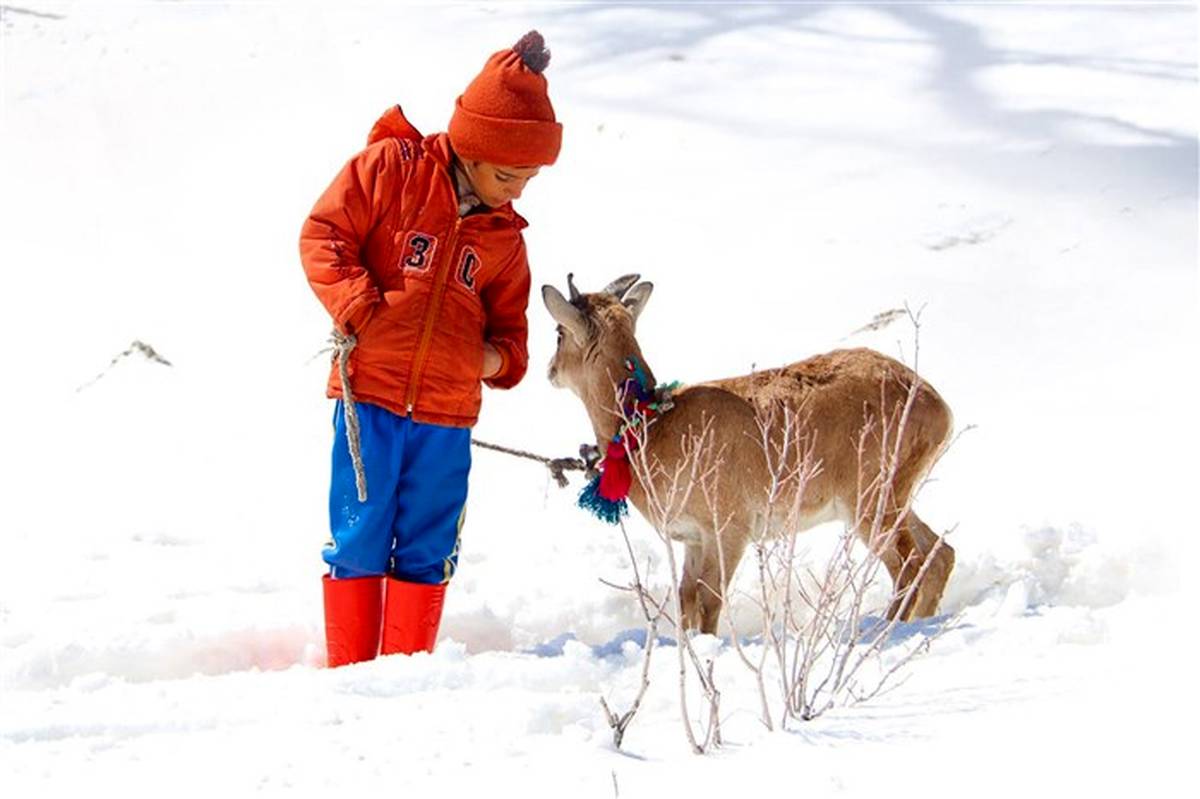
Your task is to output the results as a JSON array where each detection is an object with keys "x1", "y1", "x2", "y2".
[{"x1": 405, "y1": 216, "x2": 462, "y2": 414}]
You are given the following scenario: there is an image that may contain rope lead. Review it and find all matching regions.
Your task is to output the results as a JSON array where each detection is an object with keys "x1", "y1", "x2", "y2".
[
  {"x1": 331, "y1": 330, "x2": 368, "y2": 502},
  {"x1": 329, "y1": 329, "x2": 586, "y2": 502}
]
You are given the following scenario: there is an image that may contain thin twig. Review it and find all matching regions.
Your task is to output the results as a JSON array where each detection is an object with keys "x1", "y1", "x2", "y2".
[{"x1": 75, "y1": 340, "x2": 172, "y2": 392}]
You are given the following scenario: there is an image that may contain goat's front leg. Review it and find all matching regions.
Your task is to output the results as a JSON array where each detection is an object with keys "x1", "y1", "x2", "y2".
[
  {"x1": 697, "y1": 532, "x2": 749, "y2": 635},
  {"x1": 682, "y1": 535, "x2": 747, "y2": 635},
  {"x1": 679, "y1": 543, "x2": 705, "y2": 631}
]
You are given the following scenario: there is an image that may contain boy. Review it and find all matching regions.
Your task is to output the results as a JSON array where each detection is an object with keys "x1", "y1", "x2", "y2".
[{"x1": 299, "y1": 31, "x2": 561, "y2": 666}]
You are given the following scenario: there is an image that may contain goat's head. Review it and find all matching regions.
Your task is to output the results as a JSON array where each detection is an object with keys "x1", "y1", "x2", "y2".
[{"x1": 541, "y1": 273, "x2": 655, "y2": 395}]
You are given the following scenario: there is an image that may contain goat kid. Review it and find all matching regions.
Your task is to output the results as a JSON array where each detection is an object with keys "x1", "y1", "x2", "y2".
[{"x1": 543, "y1": 274, "x2": 955, "y2": 635}]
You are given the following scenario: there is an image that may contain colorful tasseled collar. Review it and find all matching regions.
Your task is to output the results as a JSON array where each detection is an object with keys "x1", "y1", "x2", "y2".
[{"x1": 578, "y1": 357, "x2": 680, "y2": 524}]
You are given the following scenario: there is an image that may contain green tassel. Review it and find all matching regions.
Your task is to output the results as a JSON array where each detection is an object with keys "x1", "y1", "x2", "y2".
[{"x1": 578, "y1": 475, "x2": 627, "y2": 525}]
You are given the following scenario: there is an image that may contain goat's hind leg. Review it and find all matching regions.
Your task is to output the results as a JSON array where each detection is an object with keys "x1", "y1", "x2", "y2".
[
  {"x1": 905, "y1": 512, "x2": 954, "y2": 618},
  {"x1": 865, "y1": 512, "x2": 953, "y2": 621},
  {"x1": 853, "y1": 521, "x2": 912, "y2": 622},
  {"x1": 853, "y1": 511, "x2": 928, "y2": 622}
]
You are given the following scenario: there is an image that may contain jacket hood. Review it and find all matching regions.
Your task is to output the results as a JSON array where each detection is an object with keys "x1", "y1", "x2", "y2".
[
  {"x1": 366, "y1": 105, "x2": 527, "y2": 229},
  {"x1": 367, "y1": 105, "x2": 424, "y2": 147}
]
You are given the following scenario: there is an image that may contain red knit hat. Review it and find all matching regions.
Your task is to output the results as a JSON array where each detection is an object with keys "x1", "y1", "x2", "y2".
[{"x1": 449, "y1": 31, "x2": 562, "y2": 166}]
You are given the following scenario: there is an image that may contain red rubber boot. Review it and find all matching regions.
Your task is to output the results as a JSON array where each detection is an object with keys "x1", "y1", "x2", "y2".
[
  {"x1": 322, "y1": 574, "x2": 383, "y2": 667},
  {"x1": 380, "y1": 578, "x2": 446, "y2": 656}
]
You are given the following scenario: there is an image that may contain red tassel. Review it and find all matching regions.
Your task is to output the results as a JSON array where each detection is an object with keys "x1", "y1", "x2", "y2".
[{"x1": 597, "y1": 441, "x2": 633, "y2": 501}]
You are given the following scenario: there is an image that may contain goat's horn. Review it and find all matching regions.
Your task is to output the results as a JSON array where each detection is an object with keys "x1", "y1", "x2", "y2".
[
  {"x1": 567, "y1": 272, "x2": 581, "y2": 302},
  {"x1": 603, "y1": 274, "x2": 641, "y2": 299}
]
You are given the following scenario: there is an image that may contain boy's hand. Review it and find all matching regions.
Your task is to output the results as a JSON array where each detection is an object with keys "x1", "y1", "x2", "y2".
[{"x1": 482, "y1": 343, "x2": 502, "y2": 379}]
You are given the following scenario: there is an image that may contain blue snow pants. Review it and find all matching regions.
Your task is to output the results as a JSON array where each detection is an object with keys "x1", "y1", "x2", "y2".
[{"x1": 323, "y1": 400, "x2": 471, "y2": 584}]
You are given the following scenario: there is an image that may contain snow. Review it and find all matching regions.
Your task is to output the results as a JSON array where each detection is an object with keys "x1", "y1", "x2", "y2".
[{"x1": 1, "y1": 1, "x2": 1196, "y2": 796}]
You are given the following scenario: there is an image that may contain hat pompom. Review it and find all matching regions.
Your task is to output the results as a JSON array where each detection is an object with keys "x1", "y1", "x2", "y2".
[{"x1": 513, "y1": 30, "x2": 551, "y2": 75}]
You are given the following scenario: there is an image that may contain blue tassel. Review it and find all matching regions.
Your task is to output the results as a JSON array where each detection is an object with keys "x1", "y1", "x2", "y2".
[{"x1": 578, "y1": 475, "x2": 627, "y2": 525}]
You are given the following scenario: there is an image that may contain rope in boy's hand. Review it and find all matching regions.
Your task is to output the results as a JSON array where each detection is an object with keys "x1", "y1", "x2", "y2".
[{"x1": 331, "y1": 329, "x2": 368, "y2": 502}]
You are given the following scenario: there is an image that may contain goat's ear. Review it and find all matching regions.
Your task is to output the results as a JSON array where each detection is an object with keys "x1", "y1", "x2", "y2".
[
  {"x1": 623, "y1": 281, "x2": 654, "y2": 325},
  {"x1": 542, "y1": 285, "x2": 589, "y2": 344}
]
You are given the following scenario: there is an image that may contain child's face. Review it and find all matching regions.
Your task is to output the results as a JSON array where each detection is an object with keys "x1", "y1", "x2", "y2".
[{"x1": 463, "y1": 161, "x2": 542, "y2": 208}]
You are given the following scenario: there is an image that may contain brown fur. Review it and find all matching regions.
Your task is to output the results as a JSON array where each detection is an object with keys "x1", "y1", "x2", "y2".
[{"x1": 544, "y1": 282, "x2": 955, "y2": 635}]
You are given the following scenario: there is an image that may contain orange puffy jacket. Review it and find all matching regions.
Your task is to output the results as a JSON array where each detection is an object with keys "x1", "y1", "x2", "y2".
[{"x1": 300, "y1": 107, "x2": 532, "y2": 428}]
